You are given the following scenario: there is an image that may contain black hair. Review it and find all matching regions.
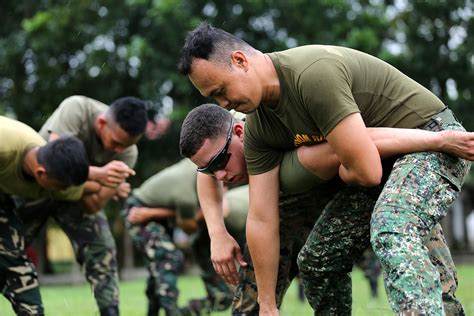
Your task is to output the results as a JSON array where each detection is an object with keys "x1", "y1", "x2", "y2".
[
  {"x1": 179, "y1": 104, "x2": 232, "y2": 158},
  {"x1": 178, "y1": 22, "x2": 256, "y2": 75},
  {"x1": 37, "y1": 136, "x2": 89, "y2": 186},
  {"x1": 108, "y1": 97, "x2": 148, "y2": 136}
]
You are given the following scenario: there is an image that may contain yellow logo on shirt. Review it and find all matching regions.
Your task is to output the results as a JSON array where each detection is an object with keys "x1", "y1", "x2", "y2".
[{"x1": 293, "y1": 134, "x2": 326, "y2": 146}]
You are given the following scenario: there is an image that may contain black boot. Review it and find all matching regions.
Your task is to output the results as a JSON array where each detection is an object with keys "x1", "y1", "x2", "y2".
[
  {"x1": 369, "y1": 278, "x2": 378, "y2": 298},
  {"x1": 147, "y1": 300, "x2": 161, "y2": 316},
  {"x1": 99, "y1": 305, "x2": 119, "y2": 316}
]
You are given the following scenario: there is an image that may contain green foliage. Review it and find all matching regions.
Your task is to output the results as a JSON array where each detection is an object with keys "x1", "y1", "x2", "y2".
[{"x1": 1, "y1": 0, "x2": 473, "y2": 181}]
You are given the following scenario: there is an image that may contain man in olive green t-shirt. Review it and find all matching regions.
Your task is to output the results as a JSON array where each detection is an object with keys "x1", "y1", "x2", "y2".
[
  {"x1": 0, "y1": 116, "x2": 89, "y2": 316},
  {"x1": 16, "y1": 95, "x2": 148, "y2": 316},
  {"x1": 122, "y1": 158, "x2": 247, "y2": 316},
  {"x1": 179, "y1": 23, "x2": 473, "y2": 315},
  {"x1": 180, "y1": 104, "x2": 474, "y2": 315}
]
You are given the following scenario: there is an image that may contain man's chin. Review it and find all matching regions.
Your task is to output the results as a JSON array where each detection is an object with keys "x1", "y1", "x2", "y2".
[{"x1": 237, "y1": 107, "x2": 256, "y2": 114}]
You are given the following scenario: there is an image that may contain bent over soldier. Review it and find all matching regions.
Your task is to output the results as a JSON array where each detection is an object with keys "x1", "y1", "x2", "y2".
[
  {"x1": 123, "y1": 158, "x2": 246, "y2": 316},
  {"x1": 16, "y1": 95, "x2": 147, "y2": 316},
  {"x1": 0, "y1": 116, "x2": 88, "y2": 315}
]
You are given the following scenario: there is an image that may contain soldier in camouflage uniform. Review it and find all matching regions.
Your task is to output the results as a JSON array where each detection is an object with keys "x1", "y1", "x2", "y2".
[
  {"x1": 180, "y1": 105, "x2": 472, "y2": 315},
  {"x1": 122, "y1": 158, "x2": 248, "y2": 316},
  {"x1": 0, "y1": 116, "x2": 89, "y2": 315},
  {"x1": 178, "y1": 24, "x2": 474, "y2": 315},
  {"x1": 16, "y1": 95, "x2": 148, "y2": 316},
  {"x1": 231, "y1": 184, "x2": 342, "y2": 314}
]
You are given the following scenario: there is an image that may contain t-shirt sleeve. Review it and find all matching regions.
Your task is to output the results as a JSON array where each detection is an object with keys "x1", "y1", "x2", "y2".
[
  {"x1": 244, "y1": 119, "x2": 283, "y2": 175},
  {"x1": 299, "y1": 59, "x2": 360, "y2": 136},
  {"x1": 50, "y1": 184, "x2": 85, "y2": 201},
  {"x1": 46, "y1": 97, "x2": 87, "y2": 137}
]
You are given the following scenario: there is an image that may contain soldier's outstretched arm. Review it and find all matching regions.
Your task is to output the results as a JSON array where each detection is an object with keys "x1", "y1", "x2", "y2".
[
  {"x1": 81, "y1": 185, "x2": 117, "y2": 214},
  {"x1": 197, "y1": 172, "x2": 246, "y2": 285},
  {"x1": 298, "y1": 127, "x2": 474, "y2": 182},
  {"x1": 247, "y1": 166, "x2": 280, "y2": 315}
]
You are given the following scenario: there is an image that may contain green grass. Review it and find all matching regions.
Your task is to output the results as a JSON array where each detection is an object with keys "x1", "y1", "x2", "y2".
[{"x1": 2, "y1": 265, "x2": 474, "y2": 315}]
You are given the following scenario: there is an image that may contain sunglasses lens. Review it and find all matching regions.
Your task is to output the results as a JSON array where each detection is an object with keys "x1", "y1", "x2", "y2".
[
  {"x1": 197, "y1": 117, "x2": 233, "y2": 175},
  {"x1": 197, "y1": 153, "x2": 231, "y2": 175}
]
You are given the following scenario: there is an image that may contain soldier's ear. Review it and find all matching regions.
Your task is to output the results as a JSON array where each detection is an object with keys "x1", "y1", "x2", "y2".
[
  {"x1": 231, "y1": 51, "x2": 249, "y2": 71},
  {"x1": 35, "y1": 165, "x2": 47, "y2": 177},
  {"x1": 233, "y1": 122, "x2": 245, "y2": 142}
]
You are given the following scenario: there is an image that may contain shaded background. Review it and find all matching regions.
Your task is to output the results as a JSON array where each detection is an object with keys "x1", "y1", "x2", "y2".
[{"x1": 1, "y1": 0, "x2": 474, "y2": 271}]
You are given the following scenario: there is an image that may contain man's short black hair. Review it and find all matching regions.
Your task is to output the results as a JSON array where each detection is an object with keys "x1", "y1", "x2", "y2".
[
  {"x1": 178, "y1": 22, "x2": 256, "y2": 75},
  {"x1": 37, "y1": 136, "x2": 89, "y2": 186},
  {"x1": 108, "y1": 97, "x2": 148, "y2": 136},
  {"x1": 179, "y1": 104, "x2": 232, "y2": 158}
]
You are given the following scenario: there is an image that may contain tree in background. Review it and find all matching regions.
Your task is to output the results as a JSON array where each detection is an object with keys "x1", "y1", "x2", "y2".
[{"x1": 1, "y1": 0, "x2": 473, "y2": 255}]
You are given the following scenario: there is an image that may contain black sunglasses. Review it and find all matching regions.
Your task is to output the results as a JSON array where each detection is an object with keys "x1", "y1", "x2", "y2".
[{"x1": 197, "y1": 118, "x2": 233, "y2": 175}]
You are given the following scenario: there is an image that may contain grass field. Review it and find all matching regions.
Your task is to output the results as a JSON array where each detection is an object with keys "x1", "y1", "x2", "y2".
[{"x1": 2, "y1": 265, "x2": 474, "y2": 315}]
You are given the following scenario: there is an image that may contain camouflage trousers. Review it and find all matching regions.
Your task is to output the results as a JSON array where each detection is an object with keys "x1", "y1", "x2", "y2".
[
  {"x1": 0, "y1": 195, "x2": 43, "y2": 316},
  {"x1": 295, "y1": 110, "x2": 468, "y2": 315},
  {"x1": 180, "y1": 226, "x2": 234, "y2": 316},
  {"x1": 232, "y1": 183, "x2": 343, "y2": 315},
  {"x1": 123, "y1": 197, "x2": 184, "y2": 316},
  {"x1": 297, "y1": 184, "x2": 465, "y2": 316},
  {"x1": 123, "y1": 197, "x2": 233, "y2": 316},
  {"x1": 371, "y1": 110, "x2": 470, "y2": 315},
  {"x1": 16, "y1": 198, "x2": 119, "y2": 312},
  {"x1": 371, "y1": 157, "x2": 469, "y2": 312},
  {"x1": 231, "y1": 176, "x2": 464, "y2": 316}
]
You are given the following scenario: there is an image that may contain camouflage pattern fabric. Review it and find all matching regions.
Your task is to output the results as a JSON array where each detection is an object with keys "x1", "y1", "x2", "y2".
[
  {"x1": 232, "y1": 183, "x2": 344, "y2": 315},
  {"x1": 180, "y1": 226, "x2": 234, "y2": 316},
  {"x1": 298, "y1": 185, "x2": 381, "y2": 315},
  {"x1": 17, "y1": 199, "x2": 119, "y2": 312},
  {"x1": 122, "y1": 196, "x2": 183, "y2": 316},
  {"x1": 123, "y1": 196, "x2": 235, "y2": 316},
  {"x1": 425, "y1": 224, "x2": 464, "y2": 316},
  {"x1": 0, "y1": 195, "x2": 43, "y2": 316},
  {"x1": 232, "y1": 155, "x2": 465, "y2": 316},
  {"x1": 371, "y1": 112, "x2": 470, "y2": 315}
]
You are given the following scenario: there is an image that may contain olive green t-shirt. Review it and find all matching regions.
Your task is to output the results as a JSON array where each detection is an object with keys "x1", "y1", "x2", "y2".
[
  {"x1": 245, "y1": 45, "x2": 445, "y2": 175},
  {"x1": 132, "y1": 159, "x2": 199, "y2": 219},
  {"x1": 39, "y1": 95, "x2": 138, "y2": 168},
  {"x1": 224, "y1": 185, "x2": 248, "y2": 236},
  {"x1": 0, "y1": 116, "x2": 83, "y2": 201}
]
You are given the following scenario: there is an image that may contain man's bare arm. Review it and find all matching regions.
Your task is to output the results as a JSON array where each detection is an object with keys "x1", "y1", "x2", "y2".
[
  {"x1": 127, "y1": 206, "x2": 176, "y2": 225},
  {"x1": 369, "y1": 128, "x2": 474, "y2": 160},
  {"x1": 326, "y1": 113, "x2": 382, "y2": 186},
  {"x1": 89, "y1": 161, "x2": 135, "y2": 188},
  {"x1": 247, "y1": 166, "x2": 280, "y2": 314},
  {"x1": 197, "y1": 172, "x2": 246, "y2": 285},
  {"x1": 299, "y1": 127, "x2": 474, "y2": 181},
  {"x1": 81, "y1": 185, "x2": 118, "y2": 214}
]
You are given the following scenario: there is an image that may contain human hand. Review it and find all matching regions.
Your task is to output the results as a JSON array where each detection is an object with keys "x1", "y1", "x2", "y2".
[
  {"x1": 127, "y1": 207, "x2": 152, "y2": 224},
  {"x1": 210, "y1": 231, "x2": 247, "y2": 285},
  {"x1": 94, "y1": 161, "x2": 135, "y2": 187},
  {"x1": 439, "y1": 130, "x2": 474, "y2": 160},
  {"x1": 113, "y1": 182, "x2": 131, "y2": 200}
]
